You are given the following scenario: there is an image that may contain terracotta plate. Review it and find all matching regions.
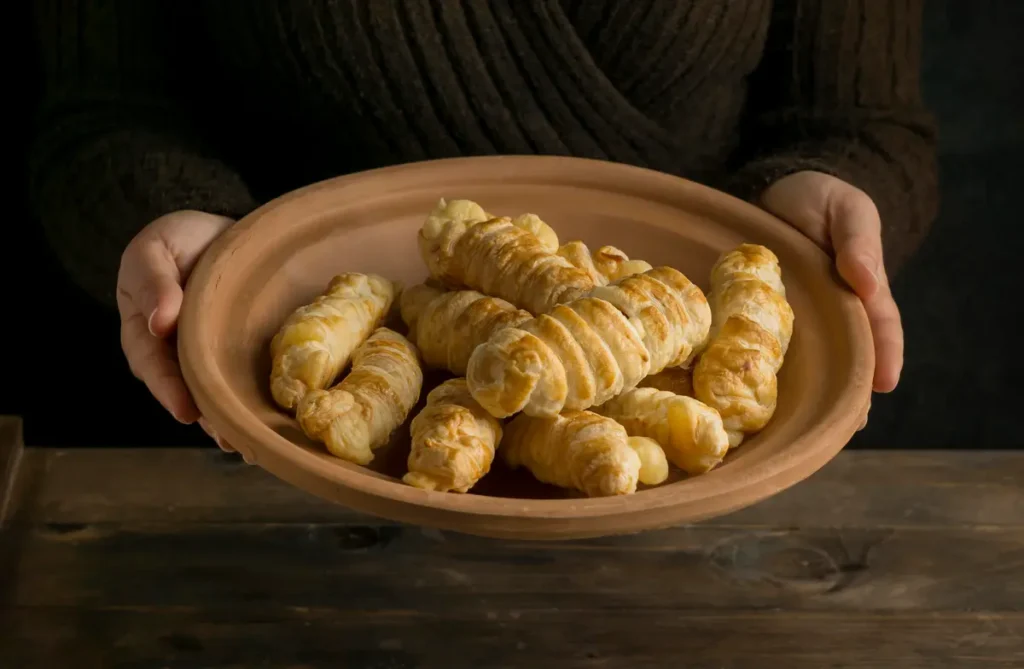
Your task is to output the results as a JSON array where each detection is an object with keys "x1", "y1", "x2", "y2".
[{"x1": 178, "y1": 156, "x2": 873, "y2": 540}]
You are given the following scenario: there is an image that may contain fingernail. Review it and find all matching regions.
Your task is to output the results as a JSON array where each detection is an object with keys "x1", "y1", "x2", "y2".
[
  {"x1": 199, "y1": 418, "x2": 218, "y2": 439},
  {"x1": 859, "y1": 255, "x2": 880, "y2": 284},
  {"x1": 147, "y1": 309, "x2": 159, "y2": 336}
]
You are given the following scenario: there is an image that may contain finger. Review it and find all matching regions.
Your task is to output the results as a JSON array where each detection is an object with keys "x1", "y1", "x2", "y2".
[
  {"x1": 824, "y1": 189, "x2": 902, "y2": 390},
  {"x1": 829, "y1": 190, "x2": 883, "y2": 300},
  {"x1": 118, "y1": 212, "x2": 234, "y2": 337},
  {"x1": 118, "y1": 238, "x2": 184, "y2": 338},
  {"x1": 199, "y1": 418, "x2": 236, "y2": 453},
  {"x1": 858, "y1": 398, "x2": 871, "y2": 431},
  {"x1": 862, "y1": 286, "x2": 904, "y2": 393},
  {"x1": 121, "y1": 312, "x2": 200, "y2": 422}
]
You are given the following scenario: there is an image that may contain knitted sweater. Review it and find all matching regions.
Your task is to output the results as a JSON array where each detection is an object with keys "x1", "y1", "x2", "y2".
[{"x1": 29, "y1": 0, "x2": 938, "y2": 307}]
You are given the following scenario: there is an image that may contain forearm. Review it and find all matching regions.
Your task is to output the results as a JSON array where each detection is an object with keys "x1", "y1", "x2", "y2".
[
  {"x1": 30, "y1": 0, "x2": 257, "y2": 307},
  {"x1": 29, "y1": 125, "x2": 256, "y2": 308}
]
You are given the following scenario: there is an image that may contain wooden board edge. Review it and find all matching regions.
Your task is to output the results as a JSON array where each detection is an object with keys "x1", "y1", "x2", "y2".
[
  {"x1": 10, "y1": 447, "x2": 1024, "y2": 529},
  {"x1": 0, "y1": 416, "x2": 25, "y2": 527}
]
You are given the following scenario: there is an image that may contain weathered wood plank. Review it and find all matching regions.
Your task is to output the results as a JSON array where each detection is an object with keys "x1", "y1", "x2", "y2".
[
  {"x1": 5, "y1": 522, "x2": 1023, "y2": 612},
  {"x1": 7, "y1": 448, "x2": 1023, "y2": 528},
  {"x1": 2, "y1": 608, "x2": 1021, "y2": 669},
  {"x1": 3, "y1": 447, "x2": 1021, "y2": 667},
  {"x1": 0, "y1": 416, "x2": 23, "y2": 527}
]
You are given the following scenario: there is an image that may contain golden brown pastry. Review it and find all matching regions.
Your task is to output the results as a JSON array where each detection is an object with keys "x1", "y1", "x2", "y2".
[
  {"x1": 418, "y1": 200, "x2": 593, "y2": 314},
  {"x1": 418, "y1": 200, "x2": 561, "y2": 276},
  {"x1": 270, "y1": 273, "x2": 398, "y2": 411},
  {"x1": 466, "y1": 267, "x2": 709, "y2": 418},
  {"x1": 589, "y1": 267, "x2": 711, "y2": 374},
  {"x1": 457, "y1": 217, "x2": 597, "y2": 314},
  {"x1": 596, "y1": 387, "x2": 729, "y2": 475},
  {"x1": 625, "y1": 436, "x2": 670, "y2": 486},
  {"x1": 296, "y1": 328, "x2": 423, "y2": 465},
  {"x1": 640, "y1": 365, "x2": 694, "y2": 397},
  {"x1": 557, "y1": 241, "x2": 653, "y2": 286},
  {"x1": 502, "y1": 410, "x2": 668, "y2": 497},
  {"x1": 404, "y1": 378, "x2": 502, "y2": 493},
  {"x1": 511, "y1": 213, "x2": 560, "y2": 254},
  {"x1": 399, "y1": 283, "x2": 532, "y2": 376},
  {"x1": 467, "y1": 296, "x2": 649, "y2": 418},
  {"x1": 418, "y1": 198, "x2": 491, "y2": 282},
  {"x1": 693, "y1": 244, "x2": 794, "y2": 448}
]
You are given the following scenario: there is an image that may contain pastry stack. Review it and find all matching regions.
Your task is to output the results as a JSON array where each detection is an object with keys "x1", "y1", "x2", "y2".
[{"x1": 267, "y1": 199, "x2": 794, "y2": 497}]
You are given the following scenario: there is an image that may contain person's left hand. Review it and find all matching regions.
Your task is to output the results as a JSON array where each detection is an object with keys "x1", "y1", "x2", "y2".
[{"x1": 760, "y1": 170, "x2": 902, "y2": 396}]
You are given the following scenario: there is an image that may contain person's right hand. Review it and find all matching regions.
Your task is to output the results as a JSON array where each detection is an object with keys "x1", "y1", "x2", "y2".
[{"x1": 116, "y1": 210, "x2": 240, "y2": 454}]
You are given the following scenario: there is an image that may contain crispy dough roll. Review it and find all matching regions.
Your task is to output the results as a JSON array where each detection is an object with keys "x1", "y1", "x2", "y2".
[
  {"x1": 399, "y1": 283, "x2": 532, "y2": 376},
  {"x1": 596, "y1": 387, "x2": 729, "y2": 475},
  {"x1": 466, "y1": 266, "x2": 710, "y2": 418},
  {"x1": 418, "y1": 200, "x2": 593, "y2": 314},
  {"x1": 626, "y1": 436, "x2": 670, "y2": 486},
  {"x1": 468, "y1": 297, "x2": 649, "y2": 418},
  {"x1": 270, "y1": 273, "x2": 397, "y2": 411},
  {"x1": 640, "y1": 365, "x2": 694, "y2": 397},
  {"x1": 557, "y1": 241, "x2": 653, "y2": 286},
  {"x1": 404, "y1": 379, "x2": 502, "y2": 493},
  {"x1": 296, "y1": 328, "x2": 423, "y2": 465},
  {"x1": 453, "y1": 217, "x2": 595, "y2": 314},
  {"x1": 417, "y1": 199, "x2": 491, "y2": 282},
  {"x1": 511, "y1": 213, "x2": 560, "y2": 254},
  {"x1": 693, "y1": 244, "x2": 794, "y2": 448},
  {"x1": 417, "y1": 200, "x2": 561, "y2": 284},
  {"x1": 589, "y1": 267, "x2": 711, "y2": 373},
  {"x1": 501, "y1": 411, "x2": 667, "y2": 497}
]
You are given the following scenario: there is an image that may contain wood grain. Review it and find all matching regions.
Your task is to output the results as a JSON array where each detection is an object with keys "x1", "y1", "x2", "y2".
[
  {"x1": 2, "y1": 447, "x2": 1022, "y2": 668},
  {"x1": 2, "y1": 608, "x2": 1021, "y2": 669},
  {"x1": 5, "y1": 522, "x2": 1024, "y2": 612},
  {"x1": 6, "y1": 448, "x2": 1023, "y2": 527}
]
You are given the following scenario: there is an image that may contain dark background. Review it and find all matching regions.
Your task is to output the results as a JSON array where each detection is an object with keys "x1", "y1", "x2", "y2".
[{"x1": 4, "y1": 1, "x2": 1022, "y2": 449}]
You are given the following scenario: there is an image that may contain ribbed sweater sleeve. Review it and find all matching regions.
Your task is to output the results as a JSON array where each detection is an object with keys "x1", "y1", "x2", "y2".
[
  {"x1": 728, "y1": 0, "x2": 939, "y2": 274},
  {"x1": 28, "y1": 0, "x2": 257, "y2": 308}
]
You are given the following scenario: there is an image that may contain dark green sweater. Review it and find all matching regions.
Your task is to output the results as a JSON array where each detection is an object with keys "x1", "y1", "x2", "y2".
[{"x1": 29, "y1": 0, "x2": 938, "y2": 307}]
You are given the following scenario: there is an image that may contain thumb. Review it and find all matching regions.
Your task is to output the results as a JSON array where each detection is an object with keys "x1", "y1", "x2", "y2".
[
  {"x1": 827, "y1": 187, "x2": 884, "y2": 301},
  {"x1": 761, "y1": 171, "x2": 883, "y2": 301},
  {"x1": 119, "y1": 211, "x2": 234, "y2": 334},
  {"x1": 120, "y1": 241, "x2": 185, "y2": 338}
]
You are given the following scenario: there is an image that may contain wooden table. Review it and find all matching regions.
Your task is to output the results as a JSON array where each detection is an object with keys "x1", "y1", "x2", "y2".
[{"x1": 1, "y1": 416, "x2": 1022, "y2": 668}]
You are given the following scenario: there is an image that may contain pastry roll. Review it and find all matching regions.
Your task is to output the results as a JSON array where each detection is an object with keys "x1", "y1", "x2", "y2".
[
  {"x1": 418, "y1": 200, "x2": 561, "y2": 283},
  {"x1": 502, "y1": 411, "x2": 667, "y2": 497},
  {"x1": 418, "y1": 200, "x2": 594, "y2": 314},
  {"x1": 589, "y1": 267, "x2": 711, "y2": 374},
  {"x1": 466, "y1": 266, "x2": 709, "y2": 419},
  {"x1": 468, "y1": 296, "x2": 649, "y2": 418},
  {"x1": 270, "y1": 273, "x2": 397, "y2": 411},
  {"x1": 693, "y1": 244, "x2": 794, "y2": 448},
  {"x1": 597, "y1": 387, "x2": 729, "y2": 475},
  {"x1": 557, "y1": 241, "x2": 653, "y2": 286},
  {"x1": 404, "y1": 378, "x2": 502, "y2": 493},
  {"x1": 511, "y1": 213, "x2": 559, "y2": 254},
  {"x1": 296, "y1": 328, "x2": 423, "y2": 465},
  {"x1": 399, "y1": 283, "x2": 531, "y2": 376},
  {"x1": 418, "y1": 199, "x2": 491, "y2": 282},
  {"x1": 625, "y1": 436, "x2": 670, "y2": 486}
]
